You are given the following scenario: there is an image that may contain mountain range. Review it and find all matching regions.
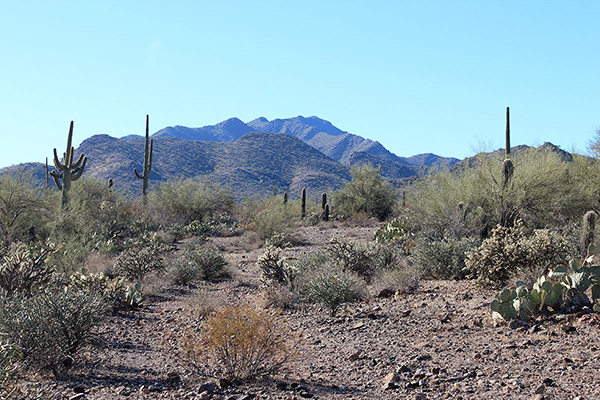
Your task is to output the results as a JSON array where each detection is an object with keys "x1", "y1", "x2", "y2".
[{"x1": 2, "y1": 116, "x2": 459, "y2": 199}]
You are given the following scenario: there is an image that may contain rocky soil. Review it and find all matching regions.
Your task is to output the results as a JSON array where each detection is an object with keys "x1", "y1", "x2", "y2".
[{"x1": 14, "y1": 223, "x2": 600, "y2": 400}]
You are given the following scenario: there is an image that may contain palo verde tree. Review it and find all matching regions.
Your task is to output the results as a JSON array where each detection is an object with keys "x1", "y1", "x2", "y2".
[
  {"x1": 134, "y1": 115, "x2": 154, "y2": 203},
  {"x1": 49, "y1": 121, "x2": 87, "y2": 209},
  {"x1": 334, "y1": 163, "x2": 397, "y2": 221}
]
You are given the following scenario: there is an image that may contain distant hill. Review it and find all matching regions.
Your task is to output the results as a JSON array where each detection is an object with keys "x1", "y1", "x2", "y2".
[
  {"x1": 75, "y1": 132, "x2": 351, "y2": 199},
  {"x1": 151, "y1": 115, "x2": 459, "y2": 168},
  {"x1": 1, "y1": 115, "x2": 465, "y2": 199}
]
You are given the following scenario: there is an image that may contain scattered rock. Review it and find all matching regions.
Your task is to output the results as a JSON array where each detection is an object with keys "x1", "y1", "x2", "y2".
[
  {"x1": 348, "y1": 349, "x2": 362, "y2": 361},
  {"x1": 218, "y1": 378, "x2": 231, "y2": 390},
  {"x1": 69, "y1": 394, "x2": 85, "y2": 400},
  {"x1": 415, "y1": 354, "x2": 432, "y2": 362},
  {"x1": 72, "y1": 385, "x2": 86, "y2": 394},
  {"x1": 377, "y1": 289, "x2": 395, "y2": 298},
  {"x1": 397, "y1": 365, "x2": 412, "y2": 374},
  {"x1": 198, "y1": 381, "x2": 216, "y2": 394},
  {"x1": 382, "y1": 372, "x2": 401, "y2": 390},
  {"x1": 534, "y1": 385, "x2": 545, "y2": 394},
  {"x1": 198, "y1": 391, "x2": 212, "y2": 400},
  {"x1": 166, "y1": 371, "x2": 180, "y2": 381}
]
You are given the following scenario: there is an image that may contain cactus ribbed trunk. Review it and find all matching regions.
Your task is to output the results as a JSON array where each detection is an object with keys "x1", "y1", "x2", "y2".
[
  {"x1": 321, "y1": 192, "x2": 328, "y2": 221},
  {"x1": 49, "y1": 121, "x2": 87, "y2": 209},
  {"x1": 301, "y1": 187, "x2": 306, "y2": 219},
  {"x1": 134, "y1": 115, "x2": 154, "y2": 204},
  {"x1": 502, "y1": 107, "x2": 514, "y2": 189},
  {"x1": 283, "y1": 191, "x2": 288, "y2": 205}
]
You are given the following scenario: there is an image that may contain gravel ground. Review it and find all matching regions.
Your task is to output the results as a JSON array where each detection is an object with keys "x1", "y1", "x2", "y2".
[{"x1": 13, "y1": 223, "x2": 600, "y2": 400}]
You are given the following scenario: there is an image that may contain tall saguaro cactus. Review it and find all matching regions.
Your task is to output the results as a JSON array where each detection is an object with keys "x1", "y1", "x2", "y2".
[
  {"x1": 502, "y1": 106, "x2": 514, "y2": 189},
  {"x1": 301, "y1": 187, "x2": 306, "y2": 219},
  {"x1": 134, "y1": 115, "x2": 154, "y2": 203},
  {"x1": 49, "y1": 121, "x2": 87, "y2": 208}
]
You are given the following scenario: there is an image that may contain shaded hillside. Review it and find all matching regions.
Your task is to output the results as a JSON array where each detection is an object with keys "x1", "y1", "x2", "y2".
[
  {"x1": 0, "y1": 162, "x2": 48, "y2": 184},
  {"x1": 152, "y1": 115, "x2": 456, "y2": 167},
  {"x1": 153, "y1": 117, "x2": 254, "y2": 142},
  {"x1": 455, "y1": 142, "x2": 574, "y2": 169},
  {"x1": 75, "y1": 132, "x2": 351, "y2": 199}
]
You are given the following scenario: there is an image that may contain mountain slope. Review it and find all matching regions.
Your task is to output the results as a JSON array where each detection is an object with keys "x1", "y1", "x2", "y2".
[
  {"x1": 76, "y1": 132, "x2": 351, "y2": 198},
  {"x1": 152, "y1": 115, "x2": 458, "y2": 168}
]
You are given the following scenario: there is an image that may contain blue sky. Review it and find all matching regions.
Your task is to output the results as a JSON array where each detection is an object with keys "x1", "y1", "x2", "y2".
[{"x1": 1, "y1": 0, "x2": 599, "y2": 168}]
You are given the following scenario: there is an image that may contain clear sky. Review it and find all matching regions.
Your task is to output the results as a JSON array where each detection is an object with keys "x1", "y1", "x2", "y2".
[{"x1": 1, "y1": 0, "x2": 599, "y2": 169}]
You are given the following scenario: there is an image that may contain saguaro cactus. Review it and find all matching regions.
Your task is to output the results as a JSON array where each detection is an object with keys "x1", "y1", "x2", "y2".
[
  {"x1": 502, "y1": 107, "x2": 514, "y2": 189},
  {"x1": 49, "y1": 121, "x2": 87, "y2": 208},
  {"x1": 301, "y1": 187, "x2": 306, "y2": 219},
  {"x1": 134, "y1": 115, "x2": 154, "y2": 202}
]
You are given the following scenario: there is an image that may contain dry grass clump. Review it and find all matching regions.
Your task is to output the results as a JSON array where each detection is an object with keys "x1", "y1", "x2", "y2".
[{"x1": 179, "y1": 304, "x2": 293, "y2": 382}]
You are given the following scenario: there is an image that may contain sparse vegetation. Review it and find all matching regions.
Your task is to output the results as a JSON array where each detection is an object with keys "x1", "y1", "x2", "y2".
[{"x1": 191, "y1": 304, "x2": 293, "y2": 381}]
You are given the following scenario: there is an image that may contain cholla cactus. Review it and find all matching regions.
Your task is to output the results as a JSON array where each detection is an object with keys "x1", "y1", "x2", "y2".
[{"x1": 49, "y1": 121, "x2": 87, "y2": 208}]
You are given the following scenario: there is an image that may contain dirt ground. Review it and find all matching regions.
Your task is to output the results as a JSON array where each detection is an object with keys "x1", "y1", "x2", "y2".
[{"x1": 14, "y1": 222, "x2": 600, "y2": 400}]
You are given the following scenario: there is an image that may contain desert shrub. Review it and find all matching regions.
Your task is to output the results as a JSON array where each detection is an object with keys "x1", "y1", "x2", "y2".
[
  {"x1": 250, "y1": 197, "x2": 299, "y2": 246},
  {"x1": 148, "y1": 177, "x2": 234, "y2": 226},
  {"x1": 68, "y1": 268, "x2": 144, "y2": 310},
  {"x1": 413, "y1": 235, "x2": 480, "y2": 280},
  {"x1": 0, "y1": 283, "x2": 108, "y2": 377},
  {"x1": 375, "y1": 263, "x2": 423, "y2": 294},
  {"x1": 45, "y1": 178, "x2": 141, "y2": 274},
  {"x1": 182, "y1": 304, "x2": 293, "y2": 381},
  {"x1": 334, "y1": 164, "x2": 397, "y2": 221},
  {"x1": 257, "y1": 246, "x2": 299, "y2": 309},
  {"x1": 304, "y1": 268, "x2": 357, "y2": 315},
  {"x1": 0, "y1": 173, "x2": 49, "y2": 247},
  {"x1": 169, "y1": 245, "x2": 227, "y2": 284},
  {"x1": 369, "y1": 242, "x2": 407, "y2": 271},
  {"x1": 0, "y1": 339, "x2": 21, "y2": 399},
  {"x1": 114, "y1": 242, "x2": 169, "y2": 281},
  {"x1": 464, "y1": 222, "x2": 571, "y2": 287},
  {"x1": 183, "y1": 212, "x2": 240, "y2": 237},
  {"x1": 327, "y1": 238, "x2": 375, "y2": 282},
  {"x1": 0, "y1": 242, "x2": 55, "y2": 298},
  {"x1": 409, "y1": 146, "x2": 588, "y2": 239},
  {"x1": 374, "y1": 216, "x2": 415, "y2": 255}
]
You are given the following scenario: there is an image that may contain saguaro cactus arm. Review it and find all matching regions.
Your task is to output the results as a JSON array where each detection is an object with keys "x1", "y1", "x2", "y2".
[{"x1": 49, "y1": 170, "x2": 63, "y2": 190}]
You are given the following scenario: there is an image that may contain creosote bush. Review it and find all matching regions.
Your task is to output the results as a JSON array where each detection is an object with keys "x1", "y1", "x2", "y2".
[
  {"x1": 413, "y1": 236, "x2": 480, "y2": 280},
  {"x1": 0, "y1": 339, "x2": 21, "y2": 399},
  {"x1": 114, "y1": 242, "x2": 169, "y2": 281},
  {"x1": 0, "y1": 283, "x2": 108, "y2": 377},
  {"x1": 169, "y1": 245, "x2": 227, "y2": 284},
  {"x1": 327, "y1": 238, "x2": 374, "y2": 283},
  {"x1": 304, "y1": 268, "x2": 357, "y2": 315},
  {"x1": 148, "y1": 177, "x2": 234, "y2": 226},
  {"x1": 186, "y1": 304, "x2": 293, "y2": 381}
]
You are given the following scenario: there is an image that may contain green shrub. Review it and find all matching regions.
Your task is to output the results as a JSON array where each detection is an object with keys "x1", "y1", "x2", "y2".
[
  {"x1": 0, "y1": 283, "x2": 108, "y2": 377},
  {"x1": 304, "y1": 268, "x2": 357, "y2": 315},
  {"x1": 413, "y1": 235, "x2": 480, "y2": 280},
  {"x1": 0, "y1": 173, "x2": 49, "y2": 246},
  {"x1": 148, "y1": 177, "x2": 234, "y2": 226},
  {"x1": 464, "y1": 222, "x2": 571, "y2": 287},
  {"x1": 0, "y1": 339, "x2": 21, "y2": 399},
  {"x1": 68, "y1": 268, "x2": 143, "y2": 310},
  {"x1": 114, "y1": 242, "x2": 168, "y2": 281},
  {"x1": 327, "y1": 238, "x2": 374, "y2": 283},
  {"x1": 169, "y1": 246, "x2": 226, "y2": 285},
  {"x1": 374, "y1": 216, "x2": 415, "y2": 255},
  {"x1": 409, "y1": 146, "x2": 589, "y2": 239},
  {"x1": 184, "y1": 246, "x2": 226, "y2": 281},
  {"x1": 0, "y1": 242, "x2": 55, "y2": 298},
  {"x1": 334, "y1": 164, "x2": 397, "y2": 221},
  {"x1": 250, "y1": 197, "x2": 299, "y2": 245}
]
